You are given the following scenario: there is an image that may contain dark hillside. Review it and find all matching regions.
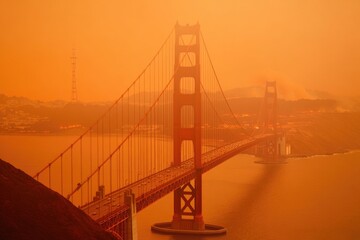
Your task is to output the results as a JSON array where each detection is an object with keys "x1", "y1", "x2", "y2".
[{"x1": 0, "y1": 159, "x2": 115, "y2": 240}]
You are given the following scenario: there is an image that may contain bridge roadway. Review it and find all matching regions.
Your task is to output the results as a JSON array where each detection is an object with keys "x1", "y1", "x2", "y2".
[{"x1": 81, "y1": 133, "x2": 273, "y2": 229}]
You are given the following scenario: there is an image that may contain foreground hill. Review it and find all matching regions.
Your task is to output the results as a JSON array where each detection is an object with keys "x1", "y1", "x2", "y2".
[{"x1": 0, "y1": 159, "x2": 115, "y2": 240}]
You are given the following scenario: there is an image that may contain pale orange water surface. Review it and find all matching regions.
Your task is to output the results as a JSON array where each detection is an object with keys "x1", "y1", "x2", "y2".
[{"x1": 1, "y1": 135, "x2": 359, "y2": 240}]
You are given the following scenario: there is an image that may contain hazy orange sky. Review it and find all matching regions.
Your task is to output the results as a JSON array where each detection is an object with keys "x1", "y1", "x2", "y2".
[{"x1": 0, "y1": 0, "x2": 359, "y2": 101}]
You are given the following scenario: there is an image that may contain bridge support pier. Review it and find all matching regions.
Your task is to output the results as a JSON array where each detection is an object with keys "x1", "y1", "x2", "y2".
[
  {"x1": 255, "y1": 134, "x2": 289, "y2": 164},
  {"x1": 171, "y1": 172, "x2": 204, "y2": 231},
  {"x1": 124, "y1": 190, "x2": 138, "y2": 240}
]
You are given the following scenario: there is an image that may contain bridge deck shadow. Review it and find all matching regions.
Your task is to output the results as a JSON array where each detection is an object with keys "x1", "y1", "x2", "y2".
[
  {"x1": 221, "y1": 163, "x2": 284, "y2": 238},
  {"x1": 154, "y1": 164, "x2": 283, "y2": 240}
]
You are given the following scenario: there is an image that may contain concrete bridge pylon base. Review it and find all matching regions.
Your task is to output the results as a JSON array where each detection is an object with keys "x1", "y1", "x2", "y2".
[
  {"x1": 255, "y1": 158, "x2": 288, "y2": 164},
  {"x1": 151, "y1": 222, "x2": 226, "y2": 235}
]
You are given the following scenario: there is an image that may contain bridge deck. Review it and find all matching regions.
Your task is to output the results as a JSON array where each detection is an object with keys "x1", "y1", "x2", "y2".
[{"x1": 81, "y1": 134, "x2": 273, "y2": 228}]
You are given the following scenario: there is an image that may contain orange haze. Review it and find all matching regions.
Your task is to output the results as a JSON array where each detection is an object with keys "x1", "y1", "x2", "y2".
[{"x1": 0, "y1": 0, "x2": 359, "y2": 101}]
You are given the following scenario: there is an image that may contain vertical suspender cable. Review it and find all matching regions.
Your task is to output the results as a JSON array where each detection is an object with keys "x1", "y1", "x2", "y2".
[
  {"x1": 48, "y1": 163, "x2": 51, "y2": 189},
  {"x1": 71, "y1": 145, "x2": 73, "y2": 202},
  {"x1": 80, "y1": 137, "x2": 83, "y2": 205},
  {"x1": 60, "y1": 154, "x2": 63, "y2": 195}
]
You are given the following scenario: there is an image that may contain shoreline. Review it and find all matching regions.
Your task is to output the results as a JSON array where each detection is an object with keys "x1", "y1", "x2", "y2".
[
  {"x1": 285, "y1": 149, "x2": 360, "y2": 159},
  {"x1": 1, "y1": 133, "x2": 359, "y2": 159}
]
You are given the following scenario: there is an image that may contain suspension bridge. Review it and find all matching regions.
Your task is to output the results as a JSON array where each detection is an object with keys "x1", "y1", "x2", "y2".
[{"x1": 33, "y1": 23, "x2": 287, "y2": 240}]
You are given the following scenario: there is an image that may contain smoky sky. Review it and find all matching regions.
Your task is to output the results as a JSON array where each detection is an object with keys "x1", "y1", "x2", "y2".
[{"x1": 0, "y1": 0, "x2": 359, "y2": 101}]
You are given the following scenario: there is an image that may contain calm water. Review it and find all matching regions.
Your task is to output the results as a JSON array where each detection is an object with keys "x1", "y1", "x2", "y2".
[{"x1": 1, "y1": 135, "x2": 360, "y2": 240}]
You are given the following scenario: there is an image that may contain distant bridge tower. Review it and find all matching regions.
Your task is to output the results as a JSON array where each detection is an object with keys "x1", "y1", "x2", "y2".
[
  {"x1": 264, "y1": 81, "x2": 279, "y2": 161},
  {"x1": 264, "y1": 81, "x2": 277, "y2": 135},
  {"x1": 256, "y1": 81, "x2": 289, "y2": 162},
  {"x1": 71, "y1": 48, "x2": 78, "y2": 102}
]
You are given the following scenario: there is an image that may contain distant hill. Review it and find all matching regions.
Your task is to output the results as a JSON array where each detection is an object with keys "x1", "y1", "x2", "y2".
[
  {"x1": 0, "y1": 93, "x2": 67, "y2": 108},
  {"x1": 0, "y1": 89, "x2": 359, "y2": 134},
  {"x1": 0, "y1": 159, "x2": 115, "y2": 240},
  {"x1": 223, "y1": 86, "x2": 264, "y2": 99},
  {"x1": 224, "y1": 87, "x2": 360, "y2": 113},
  {"x1": 223, "y1": 86, "x2": 335, "y2": 100},
  {"x1": 226, "y1": 97, "x2": 338, "y2": 115},
  {"x1": 0, "y1": 94, "x2": 110, "y2": 134},
  {"x1": 286, "y1": 112, "x2": 360, "y2": 156}
]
